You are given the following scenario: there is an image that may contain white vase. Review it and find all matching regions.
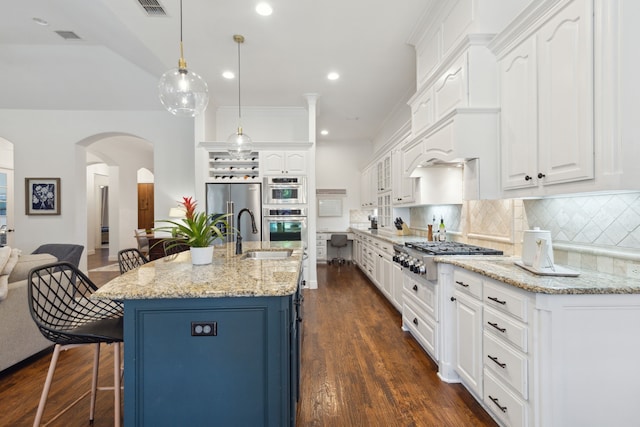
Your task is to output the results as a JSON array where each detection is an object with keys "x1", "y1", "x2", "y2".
[{"x1": 190, "y1": 246, "x2": 213, "y2": 265}]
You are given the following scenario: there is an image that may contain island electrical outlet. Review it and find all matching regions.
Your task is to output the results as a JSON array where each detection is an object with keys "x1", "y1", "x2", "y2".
[{"x1": 191, "y1": 321, "x2": 217, "y2": 336}]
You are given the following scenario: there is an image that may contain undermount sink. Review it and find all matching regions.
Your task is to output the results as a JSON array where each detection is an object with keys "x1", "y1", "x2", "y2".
[{"x1": 245, "y1": 249, "x2": 293, "y2": 260}]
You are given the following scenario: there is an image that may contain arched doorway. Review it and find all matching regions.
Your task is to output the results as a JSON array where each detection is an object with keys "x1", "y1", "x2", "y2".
[{"x1": 83, "y1": 134, "x2": 154, "y2": 261}]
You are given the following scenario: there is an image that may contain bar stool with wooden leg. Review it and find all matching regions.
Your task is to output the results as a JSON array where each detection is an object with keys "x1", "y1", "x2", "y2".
[{"x1": 28, "y1": 261, "x2": 124, "y2": 427}]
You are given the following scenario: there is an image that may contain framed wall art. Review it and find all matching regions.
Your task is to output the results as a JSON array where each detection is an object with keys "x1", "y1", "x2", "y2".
[{"x1": 25, "y1": 178, "x2": 60, "y2": 215}]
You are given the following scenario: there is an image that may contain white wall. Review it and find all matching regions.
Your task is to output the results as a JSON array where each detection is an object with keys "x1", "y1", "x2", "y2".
[
  {"x1": 0, "y1": 109, "x2": 194, "y2": 270},
  {"x1": 316, "y1": 140, "x2": 372, "y2": 231},
  {"x1": 214, "y1": 107, "x2": 309, "y2": 142}
]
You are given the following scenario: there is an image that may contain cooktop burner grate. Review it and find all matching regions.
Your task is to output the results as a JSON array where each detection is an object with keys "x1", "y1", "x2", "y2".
[{"x1": 404, "y1": 241, "x2": 503, "y2": 256}]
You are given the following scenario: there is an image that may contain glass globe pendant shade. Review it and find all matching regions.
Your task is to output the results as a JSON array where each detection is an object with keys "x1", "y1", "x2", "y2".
[
  {"x1": 227, "y1": 127, "x2": 253, "y2": 158},
  {"x1": 159, "y1": 67, "x2": 209, "y2": 117}
]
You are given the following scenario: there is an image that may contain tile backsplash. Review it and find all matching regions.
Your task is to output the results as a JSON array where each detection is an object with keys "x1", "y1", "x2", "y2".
[
  {"x1": 407, "y1": 192, "x2": 640, "y2": 277},
  {"x1": 523, "y1": 192, "x2": 640, "y2": 249}
]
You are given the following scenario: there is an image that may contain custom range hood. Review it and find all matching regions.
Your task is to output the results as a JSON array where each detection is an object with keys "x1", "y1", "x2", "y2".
[{"x1": 403, "y1": 108, "x2": 502, "y2": 200}]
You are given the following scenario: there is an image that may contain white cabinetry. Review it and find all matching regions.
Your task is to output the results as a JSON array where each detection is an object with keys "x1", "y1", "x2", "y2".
[
  {"x1": 391, "y1": 263, "x2": 404, "y2": 311},
  {"x1": 451, "y1": 269, "x2": 484, "y2": 398},
  {"x1": 441, "y1": 261, "x2": 640, "y2": 426},
  {"x1": 360, "y1": 166, "x2": 376, "y2": 209},
  {"x1": 262, "y1": 151, "x2": 307, "y2": 175},
  {"x1": 376, "y1": 155, "x2": 391, "y2": 193},
  {"x1": 499, "y1": 37, "x2": 538, "y2": 189},
  {"x1": 482, "y1": 279, "x2": 532, "y2": 427},
  {"x1": 403, "y1": 272, "x2": 439, "y2": 361},
  {"x1": 316, "y1": 233, "x2": 328, "y2": 262},
  {"x1": 352, "y1": 232, "x2": 401, "y2": 313},
  {"x1": 496, "y1": 0, "x2": 594, "y2": 193},
  {"x1": 391, "y1": 147, "x2": 415, "y2": 205}
]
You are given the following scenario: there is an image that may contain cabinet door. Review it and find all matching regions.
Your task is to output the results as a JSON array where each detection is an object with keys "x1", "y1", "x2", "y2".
[
  {"x1": 391, "y1": 263, "x2": 404, "y2": 311},
  {"x1": 392, "y1": 148, "x2": 415, "y2": 204},
  {"x1": 434, "y1": 53, "x2": 467, "y2": 119},
  {"x1": 454, "y1": 291, "x2": 483, "y2": 397},
  {"x1": 284, "y1": 152, "x2": 307, "y2": 174},
  {"x1": 262, "y1": 152, "x2": 286, "y2": 174},
  {"x1": 402, "y1": 141, "x2": 423, "y2": 176},
  {"x1": 500, "y1": 37, "x2": 538, "y2": 190},
  {"x1": 537, "y1": 0, "x2": 594, "y2": 185}
]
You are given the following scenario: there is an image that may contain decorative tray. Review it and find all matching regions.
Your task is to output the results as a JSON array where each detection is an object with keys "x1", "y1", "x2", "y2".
[{"x1": 514, "y1": 261, "x2": 580, "y2": 277}]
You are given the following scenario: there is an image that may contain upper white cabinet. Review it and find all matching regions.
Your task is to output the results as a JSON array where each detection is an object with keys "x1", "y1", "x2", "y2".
[
  {"x1": 495, "y1": 0, "x2": 594, "y2": 192},
  {"x1": 391, "y1": 147, "x2": 415, "y2": 205},
  {"x1": 262, "y1": 151, "x2": 307, "y2": 175},
  {"x1": 360, "y1": 165, "x2": 376, "y2": 209},
  {"x1": 492, "y1": 0, "x2": 640, "y2": 196},
  {"x1": 376, "y1": 155, "x2": 391, "y2": 193},
  {"x1": 537, "y1": 0, "x2": 593, "y2": 185},
  {"x1": 499, "y1": 37, "x2": 538, "y2": 189},
  {"x1": 411, "y1": 0, "x2": 533, "y2": 90}
]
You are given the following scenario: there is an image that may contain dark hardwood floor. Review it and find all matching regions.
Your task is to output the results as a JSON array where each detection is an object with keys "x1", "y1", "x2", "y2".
[{"x1": 0, "y1": 249, "x2": 496, "y2": 426}]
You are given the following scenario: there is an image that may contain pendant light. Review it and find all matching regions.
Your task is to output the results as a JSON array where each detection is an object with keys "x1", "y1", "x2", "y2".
[
  {"x1": 227, "y1": 34, "x2": 253, "y2": 158},
  {"x1": 158, "y1": 0, "x2": 209, "y2": 117}
]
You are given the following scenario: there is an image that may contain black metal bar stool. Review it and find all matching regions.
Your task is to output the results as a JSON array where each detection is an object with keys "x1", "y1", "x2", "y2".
[
  {"x1": 28, "y1": 261, "x2": 123, "y2": 427},
  {"x1": 117, "y1": 247, "x2": 149, "y2": 274}
]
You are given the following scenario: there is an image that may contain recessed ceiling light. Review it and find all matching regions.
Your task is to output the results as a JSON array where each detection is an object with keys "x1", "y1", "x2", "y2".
[
  {"x1": 320, "y1": 130, "x2": 329, "y2": 136},
  {"x1": 32, "y1": 17, "x2": 49, "y2": 26},
  {"x1": 327, "y1": 72, "x2": 340, "y2": 81},
  {"x1": 222, "y1": 71, "x2": 235, "y2": 79},
  {"x1": 256, "y1": 3, "x2": 273, "y2": 16}
]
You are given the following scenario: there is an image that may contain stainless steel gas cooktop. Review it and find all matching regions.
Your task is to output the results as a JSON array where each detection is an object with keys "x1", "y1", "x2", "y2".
[
  {"x1": 404, "y1": 241, "x2": 504, "y2": 256},
  {"x1": 393, "y1": 241, "x2": 503, "y2": 281}
]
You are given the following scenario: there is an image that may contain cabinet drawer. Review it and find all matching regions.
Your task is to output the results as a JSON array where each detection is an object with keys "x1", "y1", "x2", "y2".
[
  {"x1": 484, "y1": 279, "x2": 528, "y2": 322},
  {"x1": 484, "y1": 370, "x2": 527, "y2": 427},
  {"x1": 453, "y1": 269, "x2": 483, "y2": 300},
  {"x1": 316, "y1": 247, "x2": 327, "y2": 259},
  {"x1": 403, "y1": 298, "x2": 437, "y2": 359},
  {"x1": 483, "y1": 332, "x2": 528, "y2": 399},
  {"x1": 403, "y1": 275, "x2": 437, "y2": 320},
  {"x1": 484, "y1": 306, "x2": 528, "y2": 353},
  {"x1": 316, "y1": 233, "x2": 329, "y2": 241}
]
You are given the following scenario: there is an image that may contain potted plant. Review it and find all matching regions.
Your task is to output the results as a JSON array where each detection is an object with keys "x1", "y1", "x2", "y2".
[{"x1": 155, "y1": 197, "x2": 231, "y2": 265}]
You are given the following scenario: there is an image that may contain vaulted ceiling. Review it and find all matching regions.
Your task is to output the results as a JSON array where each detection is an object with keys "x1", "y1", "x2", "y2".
[{"x1": 0, "y1": 0, "x2": 431, "y2": 142}]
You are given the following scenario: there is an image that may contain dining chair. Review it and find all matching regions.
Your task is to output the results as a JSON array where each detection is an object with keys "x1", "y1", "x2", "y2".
[
  {"x1": 28, "y1": 261, "x2": 124, "y2": 427},
  {"x1": 134, "y1": 229, "x2": 149, "y2": 256},
  {"x1": 117, "y1": 248, "x2": 149, "y2": 274}
]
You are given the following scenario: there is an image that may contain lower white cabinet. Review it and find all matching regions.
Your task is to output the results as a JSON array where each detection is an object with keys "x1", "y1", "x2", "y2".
[
  {"x1": 391, "y1": 263, "x2": 404, "y2": 311},
  {"x1": 452, "y1": 289, "x2": 483, "y2": 398},
  {"x1": 352, "y1": 231, "x2": 401, "y2": 313},
  {"x1": 440, "y1": 263, "x2": 640, "y2": 427},
  {"x1": 316, "y1": 233, "x2": 328, "y2": 262},
  {"x1": 403, "y1": 273, "x2": 439, "y2": 361}
]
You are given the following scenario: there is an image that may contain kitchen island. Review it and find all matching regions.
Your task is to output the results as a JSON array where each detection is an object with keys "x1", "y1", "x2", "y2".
[{"x1": 93, "y1": 241, "x2": 304, "y2": 427}]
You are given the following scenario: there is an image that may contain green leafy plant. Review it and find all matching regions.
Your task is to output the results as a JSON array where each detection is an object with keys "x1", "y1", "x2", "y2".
[{"x1": 155, "y1": 197, "x2": 231, "y2": 249}]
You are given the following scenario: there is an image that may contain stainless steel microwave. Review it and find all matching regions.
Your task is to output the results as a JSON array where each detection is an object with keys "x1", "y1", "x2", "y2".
[{"x1": 264, "y1": 176, "x2": 307, "y2": 204}]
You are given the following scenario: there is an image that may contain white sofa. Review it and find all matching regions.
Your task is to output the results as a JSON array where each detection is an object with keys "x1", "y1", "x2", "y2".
[{"x1": 0, "y1": 253, "x2": 58, "y2": 372}]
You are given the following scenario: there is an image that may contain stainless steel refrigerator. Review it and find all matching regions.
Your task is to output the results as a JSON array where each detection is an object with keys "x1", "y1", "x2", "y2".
[{"x1": 206, "y1": 183, "x2": 262, "y2": 243}]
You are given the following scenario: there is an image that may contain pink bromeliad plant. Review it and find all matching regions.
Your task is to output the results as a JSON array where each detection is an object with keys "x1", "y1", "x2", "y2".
[{"x1": 155, "y1": 197, "x2": 231, "y2": 248}]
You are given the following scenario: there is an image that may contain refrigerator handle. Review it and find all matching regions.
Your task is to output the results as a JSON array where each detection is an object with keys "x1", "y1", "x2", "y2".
[{"x1": 227, "y1": 201, "x2": 235, "y2": 243}]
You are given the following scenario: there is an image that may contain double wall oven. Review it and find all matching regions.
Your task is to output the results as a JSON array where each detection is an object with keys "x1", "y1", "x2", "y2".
[
  {"x1": 263, "y1": 208, "x2": 308, "y2": 246},
  {"x1": 264, "y1": 176, "x2": 307, "y2": 205}
]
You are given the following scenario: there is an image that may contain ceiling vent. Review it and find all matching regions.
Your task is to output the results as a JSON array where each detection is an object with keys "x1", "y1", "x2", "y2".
[
  {"x1": 55, "y1": 30, "x2": 82, "y2": 40},
  {"x1": 137, "y1": 0, "x2": 167, "y2": 16}
]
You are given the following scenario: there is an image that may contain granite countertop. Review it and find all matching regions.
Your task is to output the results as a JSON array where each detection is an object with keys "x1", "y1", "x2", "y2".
[
  {"x1": 436, "y1": 256, "x2": 640, "y2": 295},
  {"x1": 92, "y1": 241, "x2": 303, "y2": 301},
  {"x1": 348, "y1": 227, "x2": 425, "y2": 246}
]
